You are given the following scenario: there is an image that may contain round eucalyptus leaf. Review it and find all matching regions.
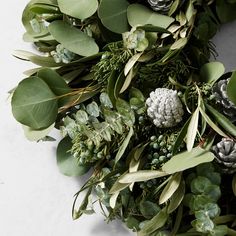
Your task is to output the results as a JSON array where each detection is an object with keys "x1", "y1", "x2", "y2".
[
  {"x1": 49, "y1": 21, "x2": 99, "y2": 56},
  {"x1": 127, "y1": 4, "x2": 174, "y2": 29},
  {"x1": 57, "y1": 137, "x2": 90, "y2": 176},
  {"x1": 58, "y1": 0, "x2": 98, "y2": 19},
  {"x1": 98, "y1": 0, "x2": 130, "y2": 33},
  {"x1": 22, "y1": 123, "x2": 55, "y2": 141},
  {"x1": 12, "y1": 76, "x2": 58, "y2": 130}
]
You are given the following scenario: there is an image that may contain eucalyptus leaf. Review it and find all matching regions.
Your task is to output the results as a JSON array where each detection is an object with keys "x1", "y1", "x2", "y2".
[
  {"x1": 162, "y1": 147, "x2": 214, "y2": 174},
  {"x1": 22, "y1": 123, "x2": 54, "y2": 142},
  {"x1": 227, "y1": 71, "x2": 236, "y2": 106},
  {"x1": 12, "y1": 76, "x2": 58, "y2": 129},
  {"x1": 127, "y1": 4, "x2": 174, "y2": 29},
  {"x1": 58, "y1": 0, "x2": 98, "y2": 19},
  {"x1": 140, "y1": 201, "x2": 161, "y2": 219},
  {"x1": 37, "y1": 68, "x2": 72, "y2": 106},
  {"x1": 98, "y1": 0, "x2": 130, "y2": 33},
  {"x1": 57, "y1": 137, "x2": 90, "y2": 176},
  {"x1": 200, "y1": 62, "x2": 225, "y2": 84},
  {"x1": 49, "y1": 21, "x2": 99, "y2": 57},
  {"x1": 86, "y1": 101, "x2": 100, "y2": 117}
]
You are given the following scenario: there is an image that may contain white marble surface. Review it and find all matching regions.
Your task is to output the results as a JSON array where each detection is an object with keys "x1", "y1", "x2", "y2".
[{"x1": 0, "y1": 2, "x2": 235, "y2": 236}]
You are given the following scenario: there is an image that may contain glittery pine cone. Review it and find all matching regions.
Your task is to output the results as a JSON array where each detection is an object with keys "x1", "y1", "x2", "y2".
[
  {"x1": 147, "y1": 0, "x2": 173, "y2": 13},
  {"x1": 212, "y1": 138, "x2": 236, "y2": 174},
  {"x1": 213, "y1": 76, "x2": 236, "y2": 122},
  {"x1": 146, "y1": 88, "x2": 184, "y2": 128}
]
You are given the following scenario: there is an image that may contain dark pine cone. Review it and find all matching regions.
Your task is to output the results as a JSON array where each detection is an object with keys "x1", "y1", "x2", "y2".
[
  {"x1": 213, "y1": 74, "x2": 236, "y2": 122},
  {"x1": 212, "y1": 138, "x2": 236, "y2": 174},
  {"x1": 147, "y1": 0, "x2": 173, "y2": 13}
]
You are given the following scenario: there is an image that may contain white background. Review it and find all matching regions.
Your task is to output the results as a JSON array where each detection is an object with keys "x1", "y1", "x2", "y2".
[{"x1": 0, "y1": 1, "x2": 236, "y2": 236}]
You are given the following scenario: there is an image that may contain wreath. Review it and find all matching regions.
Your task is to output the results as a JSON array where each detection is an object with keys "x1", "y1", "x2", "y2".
[{"x1": 11, "y1": 0, "x2": 236, "y2": 235}]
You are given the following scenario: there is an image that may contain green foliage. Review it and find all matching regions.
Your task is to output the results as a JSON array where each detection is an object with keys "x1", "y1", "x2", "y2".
[
  {"x1": 49, "y1": 21, "x2": 99, "y2": 57},
  {"x1": 184, "y1": 163, "x2": 223, "y2": 235}
]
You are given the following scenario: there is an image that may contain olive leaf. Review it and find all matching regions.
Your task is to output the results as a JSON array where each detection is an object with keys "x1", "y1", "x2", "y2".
[
  {"x1": 58, "y1": 0, "x2": 98, "y2": 19},
  {"x1": 49, "y1": 21, "x2": 99, "y2": 56},
  {"x1": 119, "y1": 170, "x2": 168, "y2": 183},
  {"x1": 12, "y1": 76, "x2": 58, "y2": 129},
  {"x1": 115, "y1": 127, "x2": 134, "y2": 164},
  {"x1": 162, "y1": 147, "x2": 215, "y2": 174},
  {"x1": 13, "y1": 50, "x2": 62, "y2": 67},
  {"x1": 205, "y1": 103, "x2": 236, "y2": 137},
  {"x1": 186, "y1": 108, "x2": 199, "y2": 152},
  {"x1": 167, "y1": 180, "x2": 185, "y2": 214},
  {"x1": 159, "y1": 172, "x2": 182, "y2": 204}
]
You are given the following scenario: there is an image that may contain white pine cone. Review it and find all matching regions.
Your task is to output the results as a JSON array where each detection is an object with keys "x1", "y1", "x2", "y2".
[
  {"x1": 147, "y1": 0, "x2": 173, "y2": 13},
  {"x1": 212, "y1": 138, "x2": 236, "y2": 174},
  {"x1": 146, "y1": 88, "x2": 184, "y2": 128}
]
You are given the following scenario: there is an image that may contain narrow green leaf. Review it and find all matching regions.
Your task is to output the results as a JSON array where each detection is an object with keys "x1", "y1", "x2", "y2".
[
  {"x1": 170, "y1": 38, "x2": 188, "y2": 50},
  {"x1": 58, "y1": 0, "x2": 98, "y2": 19},
  {"x1": 119, "y1": 170, "x2": 168, "y2": 183},
  {"x1": 12, "y1": 77, "x2": 58, "y2": 129},
  {"x1": 124, "y1": 52, "x2": 142, "y2": 76},
  {"x1": 109, "y1": 171, "x2": 130, "y2": 194},
  {"x1": 13, "y1": 50, "x2": 63, "y2": 67},
  {"x1": 57, "y1": 137, "x2": 90, "y2": 176},
  {"x1": 138, "y1": 207, "x2": 168, "y2": 236},
  {"x1": 162, "y1": 147, "x2": 215, "y2": 174},
  {"x1": 49, "y1": 21, "x2": 99, "y2": 57},
  {"x1": 205, "y1": 103, "x2": 236, "y2": 136},
  {"x1": 167, "y1": 180, "x2": 185, "y2": 214},
  {"x1": 232, "y1": 174, "x2": 236, "y2": 197},
  {"x1": 73, "y1": 186, "x2": 93, "y2": 219},
  {"x1": 172, "y1": 117, "x2": 190, "y2": 155},
  {"x1": 115, "y1": 127, "x2": 134, "y2": 164},
  {"x1": 120, "y1": 66, "x2": 138, "y2": 94},
  {"x1": 186, "y1": 108, "x2": 199, "y2": 152},
  {"x1": 199, "y1": 107, "x2": 227, "y2": 137},
  {"x1": 159, "y1": 172, "x2": 182, "y2": 204},
  {"x1": 227, "y1": 71, "x2": 236, "y2": 106},
  {"x1": 127, "y1": 4, "x2": 174, "y2": 29},
  {"x1": 200, "y1": 62, "x2": 225, "y2": 84},
  {"x1": 109, "y1": 192, "x2": 119, "y2": 209}
]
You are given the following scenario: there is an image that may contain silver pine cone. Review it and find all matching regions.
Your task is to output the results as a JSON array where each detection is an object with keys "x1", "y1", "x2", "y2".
[
  {"x1": 146, "y1": 88, "x2": 184, "y2": 128},
  {"x1": 212, "y1": 138, "x2": 236, "y2": 174},
  {"x1": 213, "y1": 78, "x2": 236, "y2": 122},
  {"x1": 147, "y1": 0, "x2": 173, "y2": 13}
]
